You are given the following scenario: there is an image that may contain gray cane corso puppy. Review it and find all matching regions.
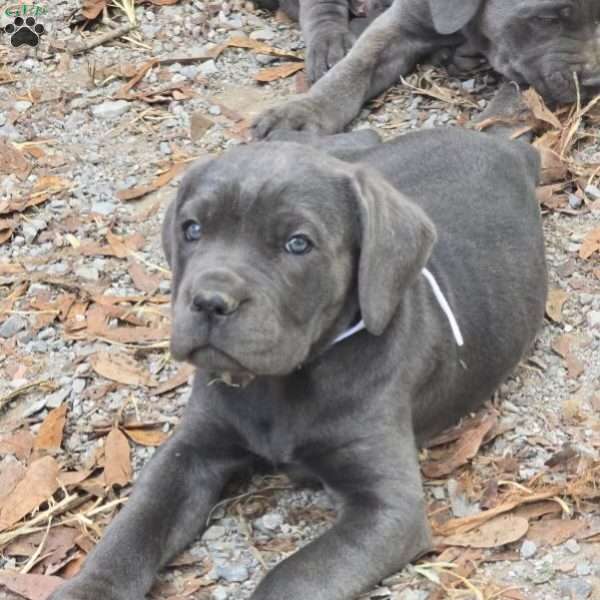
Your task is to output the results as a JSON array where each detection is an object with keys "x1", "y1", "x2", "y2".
[
  {"x1": 49, "y1": 128, "x2": 547, "y2": 600},
  {"x1": 253, "y1": 0, "x2": 600, "y2": 138}
]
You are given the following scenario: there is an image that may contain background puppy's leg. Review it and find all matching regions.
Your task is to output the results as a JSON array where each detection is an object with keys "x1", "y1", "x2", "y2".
[
  {"x1": 251, "y1": 427, "x2": 431, "y2": 600},
  {"x1": 300, "y1": 0, "x2": 355, "y2": 82},
  {"x1": 253, "y1": 2, "x2": 445, "y2": 137},
  {"x1": 50, "y1": 424, "x2": 250, "y2": 600}
]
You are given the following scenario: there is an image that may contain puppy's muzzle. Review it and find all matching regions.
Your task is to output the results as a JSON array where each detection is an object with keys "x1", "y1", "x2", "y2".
[{"x1": 188, "y1": 268, "x2": 249, "y2": 321}]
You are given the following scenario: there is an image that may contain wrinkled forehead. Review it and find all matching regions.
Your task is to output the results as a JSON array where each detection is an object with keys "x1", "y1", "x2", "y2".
[
  {"x1": 510, "y1": 0, "x2": 599, "y2": 20},
  {"x1": 178, "y1": 143, "x2": 354, "y2": 225}
]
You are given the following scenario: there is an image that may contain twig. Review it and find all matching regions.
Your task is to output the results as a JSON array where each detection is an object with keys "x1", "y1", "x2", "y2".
[
  {"x1": 69, "y1": 24, "x2": 137, "y2": 56},
  {"x1": 20, "y1": 517, "x2": 52, "y2": 574},
  {"x1": 0, "y1": 379, "x2": 56, "y2": 413}
]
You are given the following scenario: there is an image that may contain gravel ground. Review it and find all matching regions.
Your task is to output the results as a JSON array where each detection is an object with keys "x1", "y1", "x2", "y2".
[{"x1": 1, "y1": 2, "x2": 599, "y2": 600}]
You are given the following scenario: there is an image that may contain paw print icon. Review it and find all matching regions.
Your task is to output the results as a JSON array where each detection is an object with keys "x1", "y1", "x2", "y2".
[{"x1": 3, "y1": 16, "x2": 45, "y2": 47}]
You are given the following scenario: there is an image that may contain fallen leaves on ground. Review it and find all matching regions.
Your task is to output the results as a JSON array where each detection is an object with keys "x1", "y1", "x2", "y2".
[
  {"x1": 90, "y1": 351, "x2": 158, "y2": 387},
  {"x1": 33, "y1": 405, "x2": 68, "y2": 451},
  {"x1": 545, "y1": 288, "x2": 568, "y2": 322},
  {"x1": 440, "y1": 514, "x2": 529, "y2": 549},
  {"x1": 255, "y1": 62, "x2": 305, "y2": 83},
  {"x1": 103, "y1": 428, "x2": 132, "y2": 488},
  {"x1": 116, "y1": 163, "x2": 184, "y2": 201}
]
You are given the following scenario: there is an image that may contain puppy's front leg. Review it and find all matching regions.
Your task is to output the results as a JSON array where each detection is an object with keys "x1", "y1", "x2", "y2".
[
  {"x1": 252, "y1": 430, "x2": 431, "y2": 600},
  {"x1": 50, "y1": 421, "x2": 249, "y2": 600},
  {"x1": 253, "y1": 1, "x2": 441, "y2": 137},
  {"x1": 300, "y1": 0, "x2": 355, "y2": 82}
]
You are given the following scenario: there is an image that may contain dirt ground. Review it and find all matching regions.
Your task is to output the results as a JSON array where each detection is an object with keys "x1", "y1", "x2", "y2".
[{"x1": 1, "y1": 1, "x2": 600, "y2": 599}]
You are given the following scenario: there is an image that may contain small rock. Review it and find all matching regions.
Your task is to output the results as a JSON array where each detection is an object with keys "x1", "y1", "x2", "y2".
[
  {"x1": 568, "y1": 193, "x2": 583, "y2": 209},
  {"x1": 72, "y1": 378, "x2": 87, "y2": 394},
  {"x1": 180, "y1": 65, "x2": 199, "y2": 79},
  {"x1": 565, "y1": 538, "x2": 580, "y2": 554},
  {"x1": 46, "y1": 387, "x2": 70, "y2": 408},
  {"x1": 0, "y1": 315, "x2": 27, "y2": 338},
  {"x1": 91, "y1": 100, "x2": 131, "y2": 120},
  {"x1": 212, "y1": 586, "x2": 229, "y2": 600},
  {"x1": 520, "y1": 539, "x2": 537, "y2": 559},
  {"x1": 208, "y1": 105, "x2": 221, "y2": 116},
  {"x1": 585, "y1": 184, "x2": 600, "y2": 199},
  {"x1": 259, "y1": 512, "x2": 283, "y2": 531},
  {"x1": 461, "y1": 79, "x2": 475, "y2": 91},
  {"x1": 256, "y1": 53, "x2": 277, "y2": 65},
  {"x1": 75, "y1": 266, "x2": 100, "y2": 281},
  {"x1": 203, "y1": 525, "x2": 226, "y2": 540},
  {"x1": 200, "y1": 60, "x2": 218, "y2": 77},
  {"x1": 587, "y1": 311, "x2": 600, "y2": 329},
  {"x1": 91, "y1": 201, "x2": 116, "y2": 216},
  {"x1": 250, "y1": 28, "x2": 275, "y2": 40},
  {"x1": 14, "y1": 100, "x2": 32, "y2": 113},
  {"x1": 576, "y1": 561, "x2": 592, "y2": 576},
  {"x1": 159, "y1": 141, "x2": 172, "y2": 155},
  {"x1": 29, "y1": 341, "x2": 48, "y2": 353},
  {"x1": 215, "y1": 563, "x2": 249, "y2": 583},
  {"x1": 558, "y1": 578, "x2": 592, "y2": 599}
]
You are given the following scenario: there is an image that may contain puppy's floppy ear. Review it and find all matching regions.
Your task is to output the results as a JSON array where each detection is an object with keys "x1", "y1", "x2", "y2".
[
  {"x1": 161, "y1": 197, "x2": 177, "y2": 269},
  {"x1": 428, "y1": 0, "x2": 482, "y2": 34},
  {"x1": 350, "y1": 167, "x2": 437, "y2": 335}
]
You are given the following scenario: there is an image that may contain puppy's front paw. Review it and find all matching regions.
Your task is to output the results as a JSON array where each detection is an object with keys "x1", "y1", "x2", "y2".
[
  {"x1": 48, "y1": 578, "x2": 133, "y2": 600},
  {"x1": 252, "y1": 98, "x2": 334, "y2": 139},
  {"x1": 306, "y1": 29, "x2": 355, "y2": 82}
]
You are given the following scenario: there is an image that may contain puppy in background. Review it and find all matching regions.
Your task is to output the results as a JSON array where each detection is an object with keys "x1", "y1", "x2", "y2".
[{"x1": 50, "y1": 128, "x2": 547, "y2": 600}]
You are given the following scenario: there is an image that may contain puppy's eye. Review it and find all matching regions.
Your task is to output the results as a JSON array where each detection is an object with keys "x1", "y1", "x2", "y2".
[
  {"x1": 183, "y1": 220, "x2": 202, "y2": 242},
  {"x1": 285, "y1": 235, "x2": 313, "y2": 255}
]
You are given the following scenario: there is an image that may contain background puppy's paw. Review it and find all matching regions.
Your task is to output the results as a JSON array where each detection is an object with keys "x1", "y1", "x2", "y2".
[
  {"x1": 306, "y1": 29, "x2": 355, "y2": 82},
  {"x1": 251, "y1": 98, "x2": 332, "y2": 139}
]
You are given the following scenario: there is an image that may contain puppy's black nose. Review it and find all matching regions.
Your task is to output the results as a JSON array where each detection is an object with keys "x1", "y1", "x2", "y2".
[{"x1": 192, "y1": 290, "x2": 239, "y2": 316}]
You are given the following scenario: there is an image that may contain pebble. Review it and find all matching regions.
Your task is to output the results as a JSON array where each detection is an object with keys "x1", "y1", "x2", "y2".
[
  {"x1": 0, "y1": 315, "x2": 27, "y2": 338},
  {"x1": 584, "y1": 184, "x2": 600, "y2": 199},
  {"x1": 91, "y1": 201, "x2": 116, "y2": 216},
  {"x1": 46, "y1": 387, "x2": 70, "y2": 408},
  {"x1": 520, "y1": 539, "x2": 537, "y2": 559},
  {"x1": 203, "y1": 525, "x2": 226, "y2": 540},
  {"x1": 91, "y1": 100, "x2": 131, "y2": 120},
  {"x1": 29, "y1": 341, "x2": 48, "y2": 353},
  {"x1": 72, "y1": 378, "x2": 87, "y2": 394},
  {"x1": 558, "y1": 578, "x2": 593, "y2": 599},
  {"x1": 568, "y1": 193, "x2": 583, "y2": 209},
  {"x1": 14, "y1": 100, "x2": 32, "y2": 113},
  {"x1": 565, "y1": 538, "x2": 581, "y2": 554},
  {"x1": 208, "y1": 105, "x2": 221, "y2": 116},
  {"x1": 216, "y1": 563, "x2": 249, "y2": 583},
  {"x1": 575, "y1": 561, "x2": 592, "y2": 576},
  {"x1": 75, "y1": 266, "x2": 101, "y2": 281},
  {"x1": 258, "y1": 512, "x2": 283, "y2": 531},
  {"x1": 250, "y1": 28, "x2": 275, "y2": 40},
  {"x1": 200, "y1": 60, "x2": 219, "y2": 77},
  {"x1": 587, "y1": 311, "x2": 600, "y2": 328},
  {"x1": 212, "y1": 586, "x2": 229, "y2": 600},
  {"x1": 256, "y1": 53, "x2": 277, "y2": 65}
]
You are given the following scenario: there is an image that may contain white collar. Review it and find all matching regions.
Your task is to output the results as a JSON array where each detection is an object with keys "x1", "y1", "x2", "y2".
[{"x1": 332, "y1": 268, "x2": 464, "y2": 347}]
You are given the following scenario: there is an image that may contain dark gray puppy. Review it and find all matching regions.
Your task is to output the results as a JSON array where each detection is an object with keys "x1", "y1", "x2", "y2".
[
  {"x1": 49, "y1": 129, "x2": 547, "y2": 600},
  {"x1": 253, "y1": 0, "x2": 600, "y2": 138}
]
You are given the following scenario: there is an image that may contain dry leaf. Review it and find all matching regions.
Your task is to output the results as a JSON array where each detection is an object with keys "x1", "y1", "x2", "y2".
[
  {"x1": 0, "y1": 456, "x2": 61, "y2": 531},
  {"x1": 124, "y1": 427, "x2": 169, "y2": 447},
  {"x1": 90, "y1": 351, "x2": 157, "y2": 387},
  {"x1": 128, "y1": 261, "x2": 162, "y2": 294},
  {"x1": 255, "y1": 62, "x2": 305, "y2": 83},
  {"x1": 526, "y1": 519, "x2": 586, "y2": 546},
  {"x1": 522, "y1": 88, "x2": 562, "y2": 129},
  {"x1": 537, "y1": 148, "x2": 568, "y2": 185},
  {"x1": 422, "y1": 413, "x2": 497, "y2": 478},
  {"x1": 579, "y1": 227, "x2": 600, "y2": 260},
  {"x1": 545, "y1": 288, "x2": 568, "y2": 322},
  {"x1": 104, "y1": 428, "x2": 132, "y2": 487},
  {"x1": 0, "y1": 457, "x2": 26, "y2": 500},
  {"x1": 33, "y1": 405, "x2": 68, "y2": 451},
  {"x1": 153, "y1": 364, "x2": 195, "y2": 395},
  {"x1": 226, "y1": 36, "x2": 301, "y2": 59},
  {"x1": 551, "y1": 334, "x2": 584, "y2": 379},
  {"x1": 117, "y1": 163, "x2": 184, "y2": 202},
  {"x1": 442, "y1": 515, "x2": 529, "y2": 549},
  {"x1": 0, "y1": 137, "x2": 31, "y2": 180},
  {"x1": 0, "y1": 430, "x2": 34, "y2": 462},
  {"x1": 0, "y1": 572, "x2": 63, "y2": 600},
  {"x1": 81, "y1": 0, "x2": 106, "y2": 19}
]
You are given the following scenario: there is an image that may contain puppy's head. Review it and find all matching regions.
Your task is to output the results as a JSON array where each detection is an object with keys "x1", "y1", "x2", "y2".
[
  {"x1": 429, "y1": 0, "x2": 600, "y2": 103},
  {"x1": 162, "y1": 143, "x2": 435, "y2": 378}
]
